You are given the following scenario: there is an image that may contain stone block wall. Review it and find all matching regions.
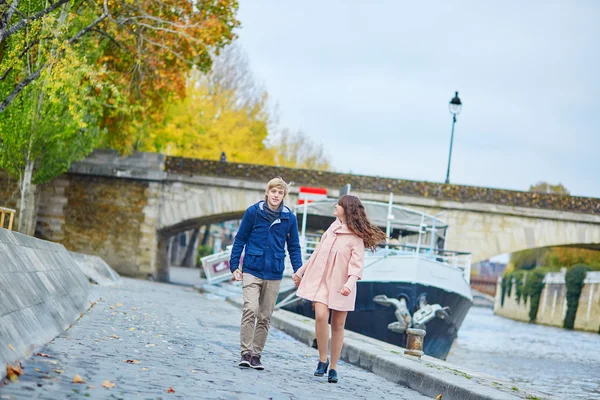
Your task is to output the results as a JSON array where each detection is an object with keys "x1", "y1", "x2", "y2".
[
  {"x1": 0, "y1": 228, "x2": 92, "y2": 378},
  {"x1": 36, "y1": 175, "x2": 156, "y2": 278},
  {"x1": 536, "y1": 282, "x2": 568, "y2": 327},
  {"x1": 493, "y1": 282, "x2": 531, "y2": 323},
  {"x1": 574, "y1": 273, "x2": 600, "y2": 332}
]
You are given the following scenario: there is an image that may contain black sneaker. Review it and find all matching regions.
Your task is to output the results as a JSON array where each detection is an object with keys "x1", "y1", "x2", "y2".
[
  {"x1": 250, "y1": 354, "x2": 264, "y2": 370},
  {"x1": 239, "y1": 353, "x2": 252, "y2": 368}
]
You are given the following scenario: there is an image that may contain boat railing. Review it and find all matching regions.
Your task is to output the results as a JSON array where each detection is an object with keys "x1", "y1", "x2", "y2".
[{"x1": 296, "y1": 234, "x2": 472, "y2": 283}]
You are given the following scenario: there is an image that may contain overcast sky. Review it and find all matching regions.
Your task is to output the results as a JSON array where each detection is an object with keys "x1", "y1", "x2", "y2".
[{"x1": 237, "y1": 1, "x2": 599, "y2": 198}]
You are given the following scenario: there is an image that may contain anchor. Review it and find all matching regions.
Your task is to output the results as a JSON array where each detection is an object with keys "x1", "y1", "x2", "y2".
[
  {"x1": 374, "y1": 294, "x2": 451, "y2": 333},
  {"x1": 373, "y1": 295, "x2": 412, "y2": 333}
]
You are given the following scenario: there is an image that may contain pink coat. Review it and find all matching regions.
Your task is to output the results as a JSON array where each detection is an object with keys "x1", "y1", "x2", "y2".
[{"x1": 296, "y1": 220, "x2": 365, "y2": 311}]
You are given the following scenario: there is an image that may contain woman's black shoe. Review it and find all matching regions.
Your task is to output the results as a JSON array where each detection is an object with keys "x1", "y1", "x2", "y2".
[
  {"x1": 314, "y1": 359, "x2": 329, "y2": 376},
  {"x1": 328, "y1": 369, "x2": 338, "y2": 383}
]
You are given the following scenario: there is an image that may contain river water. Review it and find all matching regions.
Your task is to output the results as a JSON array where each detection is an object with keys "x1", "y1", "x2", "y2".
[{"x1": 447, "y1": 307, "x2": 600, "y2": 400}]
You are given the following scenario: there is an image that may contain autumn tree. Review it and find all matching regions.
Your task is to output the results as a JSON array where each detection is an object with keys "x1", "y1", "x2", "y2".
[
  {"x1": 144, "y1": 43, "x2": 331, "y2": 170},
  {"x1": 142, "y1": 67, "x2": 274, "y2": 163},
  {"x1": 529, "y1": 181, "x2": 570, "y2": 195},
  {"x1": 95, "y1": 0, "x2": 240, "y2": 152}
]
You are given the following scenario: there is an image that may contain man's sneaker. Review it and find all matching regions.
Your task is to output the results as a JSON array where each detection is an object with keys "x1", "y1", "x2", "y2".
[
  {"x1": 250, "y1": 354, "x2": 264, "y2": 370},
  {"x1": 239, "y1": 353, "x2": 252, "y2": 368}
]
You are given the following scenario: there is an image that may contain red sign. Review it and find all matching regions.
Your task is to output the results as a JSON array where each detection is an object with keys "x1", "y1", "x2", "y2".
[{"x1": 298, "y1": 186, "x2": 327, "y2": 204}]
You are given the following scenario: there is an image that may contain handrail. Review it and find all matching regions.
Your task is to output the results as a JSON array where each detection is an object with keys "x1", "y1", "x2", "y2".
[
  {"x1": 0, "y1": 207, "x2": 16, "y2": 231},
  {"x1": 299, "y1": 233, "x2": 472, "y2": 283}
]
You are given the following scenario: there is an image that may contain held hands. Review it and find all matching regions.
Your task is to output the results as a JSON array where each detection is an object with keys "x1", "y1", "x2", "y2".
[{"x1": 233, "y1": 269, "x2": 243, "y2": 281}]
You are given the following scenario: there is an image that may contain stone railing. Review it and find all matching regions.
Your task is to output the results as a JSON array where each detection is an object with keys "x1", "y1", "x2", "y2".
[{"x1": 165, "y1": 157, "x2": 600, "y2": 215}]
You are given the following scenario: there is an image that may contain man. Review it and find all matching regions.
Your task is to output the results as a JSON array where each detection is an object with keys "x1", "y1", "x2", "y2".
[{"x1": 230, "y1": 177, "x2": 303, "y2": 370}]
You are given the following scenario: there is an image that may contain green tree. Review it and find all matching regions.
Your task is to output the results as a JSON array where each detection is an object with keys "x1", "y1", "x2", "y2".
[{"x1": 0, "y1": 6, "x2": 108, "y2": 234}]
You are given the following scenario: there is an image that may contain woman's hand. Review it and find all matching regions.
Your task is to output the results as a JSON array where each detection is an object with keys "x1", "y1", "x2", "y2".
[
  {"x1": 340, "y1": 285, "x2": 351, "y2": 296},
  {"x1": 292, "y1": 273, "x2": 302, "y2": 287}
]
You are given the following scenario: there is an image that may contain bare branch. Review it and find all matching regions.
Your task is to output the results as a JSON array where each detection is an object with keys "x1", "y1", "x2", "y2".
[
  {"x1": 91, "y1": 28, "x2": 128, "y2": 52},
  {"x1": 0, "y1": 66, "x2": 41, "y2": 113},
  {"x1": 118, "y1": 15, "x2": 201, "y2": 31},
  {"x1": 2, "y1": 0, "x2": 20, "y2": 29},
  {"x1": 1, "y1": 0, "x2": 70, "y2": 43},
  {"x1": 143, "y1": 38, "x2": 193, "y2": 65},
  {"x1": 134, "y1": 22, "x2": 198, "y2": 42},
  {"x1": 0, "y1": 8, "x2": 108, "y2": 113},
  {"x1": 68, "y1": 11, "x2": 107, "y2": 44},
  {"x1": 0, "y1": 36, "x2": 44, "y2": 82}
]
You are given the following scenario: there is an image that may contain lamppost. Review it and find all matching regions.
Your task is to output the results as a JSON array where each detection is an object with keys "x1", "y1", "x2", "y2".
[{"x1": 445, "y1": 91, "x2": 462, "y2": 184}]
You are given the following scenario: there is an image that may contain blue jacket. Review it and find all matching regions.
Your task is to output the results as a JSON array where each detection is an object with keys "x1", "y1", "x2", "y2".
[{"x1": 230, "y1": 201, "x2": 303, "y2": 280}]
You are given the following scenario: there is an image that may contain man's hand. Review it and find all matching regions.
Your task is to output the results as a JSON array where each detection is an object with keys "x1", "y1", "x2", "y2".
[
  {"x1": 233, "y1": 269, "x2": 243, "y2": 281},
  {"x1": 292, "y1": 273, "x2": 302, "y2": 287}
]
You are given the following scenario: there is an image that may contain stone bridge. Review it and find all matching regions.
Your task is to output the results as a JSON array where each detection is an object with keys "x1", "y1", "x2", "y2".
[{"x1": 2, "y1": 150, "x2": 599, "y2": 281}]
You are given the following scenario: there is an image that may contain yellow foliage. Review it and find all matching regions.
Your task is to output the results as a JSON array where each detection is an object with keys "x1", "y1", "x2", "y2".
[{"x1": 140, "y1": 74, "x2": 275, "y2": 165}]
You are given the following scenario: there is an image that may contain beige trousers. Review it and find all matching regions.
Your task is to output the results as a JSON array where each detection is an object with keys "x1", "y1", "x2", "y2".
[{"x1": 240, "y1": 273, "x2": 281, "y2": 356}]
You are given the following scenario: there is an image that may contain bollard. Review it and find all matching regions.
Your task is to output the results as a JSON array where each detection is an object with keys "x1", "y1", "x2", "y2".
[{"x1": 404, "y1": 328, "x2": 426, "y2": 358}]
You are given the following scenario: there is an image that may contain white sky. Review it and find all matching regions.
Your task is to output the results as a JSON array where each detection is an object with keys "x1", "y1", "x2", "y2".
[{"x1": 237, "y1": 1, "x2": 600, "y2": 198}]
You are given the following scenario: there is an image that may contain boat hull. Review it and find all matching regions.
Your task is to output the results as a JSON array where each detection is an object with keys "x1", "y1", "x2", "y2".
[{"x1": 280, "y1": 281, "x2": 472, "y2": 360}]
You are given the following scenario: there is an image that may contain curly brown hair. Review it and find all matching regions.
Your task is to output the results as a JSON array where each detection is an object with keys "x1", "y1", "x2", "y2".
[{"x1": 338, "y1": 195, "x2": 387, "y2": 250}]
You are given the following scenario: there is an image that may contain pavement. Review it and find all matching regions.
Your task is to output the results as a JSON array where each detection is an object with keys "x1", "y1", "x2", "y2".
[{"x1": 0, "y1": 277, "x2": 430, "y2": 400}]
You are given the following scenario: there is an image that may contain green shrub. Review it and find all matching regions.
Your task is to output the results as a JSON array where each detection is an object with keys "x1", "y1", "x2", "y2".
[
  {"x1": 513, "y1": 270, "x2": 526, "y2": 304},
  {"x1": 522, "y1": 267, "x2": 548, "y2": 322},
  {"x1": 501, "y1": 275, "x2": 509, "y2": 306},
  {"x1": 563, "y1": 264, "x2": 591, "y2": 329},
  {"x1": 500, "y1": 270, "x2": 527, "y2": 306}
]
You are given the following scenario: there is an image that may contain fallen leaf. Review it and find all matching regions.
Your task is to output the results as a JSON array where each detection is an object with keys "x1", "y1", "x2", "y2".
[
  {"x1": 190, "y1": 370, "x2": 198, "y2": 373},
  {"x1": 6, "y1": 364, "x2": 23, "y2": 382},
  {"x1": 101, "y1": 380, "x2": 116, "y2": 388},
  {"x1": 34, "y1": 368, "x2": 41, "y2": 372},
  {"x1": 117, "y1": 303, "x2": 123, "y2": 307},
  {"x1": 109, "y1": 305, "x2": 114, "y2": 310},
  {"x1": 129, "y1": 328, "x2": 135, "y2": 331},
  {"x1": 142, "y1": 367, "x2": 149, "y2": 371},
  {"x1": 36, "y1": 353, "x2": 51, "y2": 358},
  {"x1": 131, "y1": 307, "x2": 137, "y2": 310},
  {"x1": 165, "y1": 387, "x2": 175, "y2": 393},
  {"x1": 436, "y1": 395, "x2": 443, "y2": 400},
  {"x1": 145, "y1": 344, "x2": 155, "y2": 347},
  {"x1": 124, "y1": 359, "x2": 141, "y2": 364},
  {"x1": 88, "y1": 385, "x2": 95, "y2": 389},
  {"x1": 54, "y1": 369, "x2": 64, "y2": 374},
  {"x1": 110, "y1": 334, "x2": 120, "y2": 339},
  {"x1": 49, "y1": 360, "x2": 58, "y2": 365},
  {"x1": 8, "y1": 344, "x2": 14, "y2": 351},
  {"x1": 73, "y1": 374, "x2": 86, "y2": 384}
]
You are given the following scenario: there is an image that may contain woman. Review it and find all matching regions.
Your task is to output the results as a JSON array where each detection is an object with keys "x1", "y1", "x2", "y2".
[{"x1": 292, "y1": 195, "x2": 386, "y2": 383}]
